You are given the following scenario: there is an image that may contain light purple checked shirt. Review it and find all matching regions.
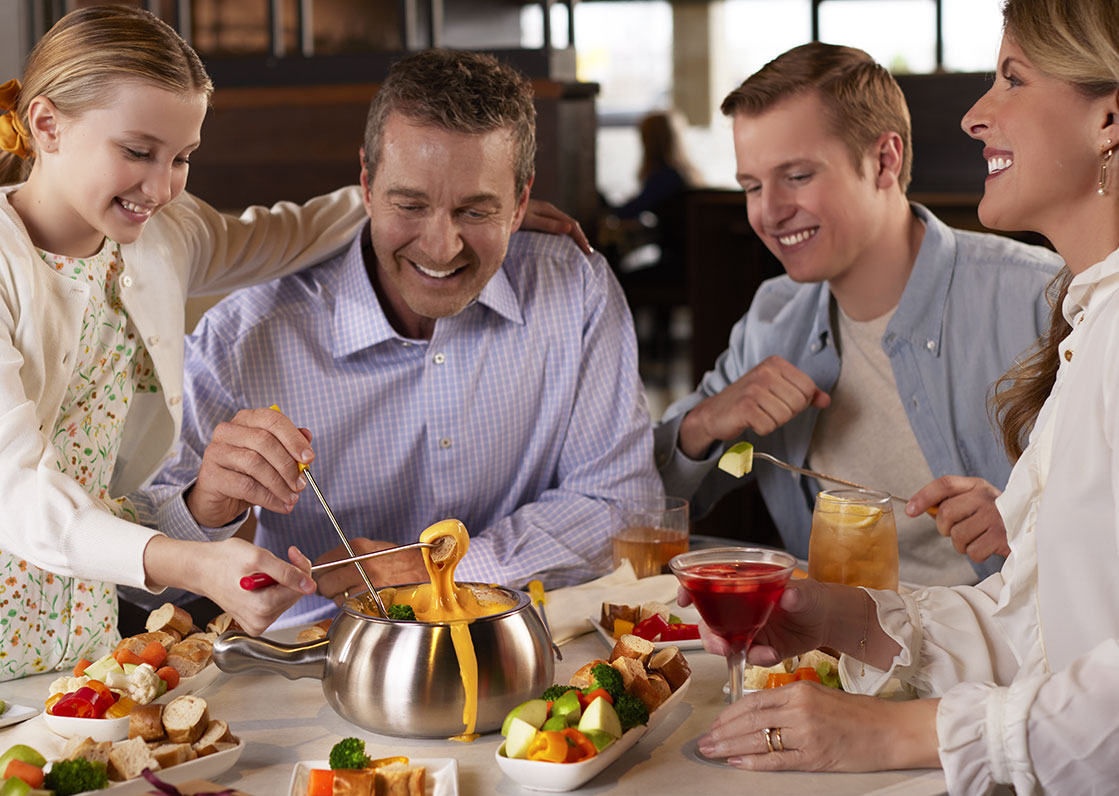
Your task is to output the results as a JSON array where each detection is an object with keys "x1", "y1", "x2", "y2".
[{"x1": 129, "y1": 229, "x2": 661, "y2": 628}]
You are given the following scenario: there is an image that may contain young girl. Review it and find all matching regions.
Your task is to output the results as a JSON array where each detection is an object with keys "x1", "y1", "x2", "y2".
[{"x1": 686, "y1": 1, "x2": 1119, "y2": 792}]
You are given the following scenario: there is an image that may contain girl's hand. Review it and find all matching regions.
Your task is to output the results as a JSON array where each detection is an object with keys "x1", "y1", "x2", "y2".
[
  {"x1": 698, "y1": 682, "x2": 940, "y2": 771},
  {"x1": 186, "y1": 407, "x2": 314, "y2": 528},
  {"x1": 194, "y1": 540, "x2": 315, "y2": 635},
  {"x1": 522, "y1": 199, "x2": 592, "y2": 254}
]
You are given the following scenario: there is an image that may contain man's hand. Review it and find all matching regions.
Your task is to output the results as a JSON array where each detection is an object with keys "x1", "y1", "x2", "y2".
[
  {"x1": 678, "y1": 356, "x2": 830, "y2": 459},
  {"x1": 315, "y1": 539, "x2": 428, "y2": 605},
  {"x1": 522, "y1": 199, "x2": 592, "y2": 255},
  {"x1": 907, "y1": 475, "x2": 1009, "y2": 562},
  {"x1": 185, "y1": 407, "x2": 314, "y2": 528}
]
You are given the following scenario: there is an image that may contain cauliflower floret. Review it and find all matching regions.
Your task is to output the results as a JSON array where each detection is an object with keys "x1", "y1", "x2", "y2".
[
  {"x1": 48, "y1": 674, "x2": 89, "y2": 697},
  {"x1": 126, "y1": 663, "x2": 162, "y2": 704}
]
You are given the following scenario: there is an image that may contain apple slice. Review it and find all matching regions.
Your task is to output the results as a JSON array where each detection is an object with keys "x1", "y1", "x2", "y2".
[
  {"x1": 500, "y1": 698, "x2": 548, "y2": 736},
  {"x1": 577, "y1": 696, "x2": 622, "y2": 740},
  {"x1": 717, "y1": 441, "x2": 754, "y2": 478},
  {"x1": 503, "y1": 717, "x2": 539, "y2": 759}
]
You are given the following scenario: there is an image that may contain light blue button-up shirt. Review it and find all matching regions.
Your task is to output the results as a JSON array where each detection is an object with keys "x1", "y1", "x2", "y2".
[
  {"x1": 132, "y1": 229, "x2": 660, "y2": 627},
  {"x1": 656, "y1": 204, "x2": 1063, "y2": 580}
]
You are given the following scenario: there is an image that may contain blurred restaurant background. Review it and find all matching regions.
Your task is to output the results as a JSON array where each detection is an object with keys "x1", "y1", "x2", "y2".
[{"x1": 1, "y1": 0, "x2": 1020, "y2": 539}]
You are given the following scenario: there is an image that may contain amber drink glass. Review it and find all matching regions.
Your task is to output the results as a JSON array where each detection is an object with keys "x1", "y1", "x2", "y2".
[
  {"x1": 611, "y1": 496, "x2": 689, "y2": 578},
  {"x1": 808, "y1": 488, "x2": 899, "y2": 590}
]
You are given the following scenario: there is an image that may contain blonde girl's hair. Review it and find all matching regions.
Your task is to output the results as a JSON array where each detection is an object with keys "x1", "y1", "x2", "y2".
[
  {"x1": 0, "y1": 5, "x2": 212, "y2": 186},
  {"x1": 989, "y1": 0, "x2": 1119, "y2": 460}
]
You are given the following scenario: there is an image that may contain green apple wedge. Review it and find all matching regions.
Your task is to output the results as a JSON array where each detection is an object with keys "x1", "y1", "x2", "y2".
[
  {"x1": 0, "y1": 776, "x2": 32, "y2": 796},
  {"x1": 577, "y1": 696, "x2": 622, "y2": 740},
  {"x1": 0, "y1": 746, "x2": 46, "y2": 775},
  {"x1": 551, "y1": 689, "x2": 582, "y2": 726},
  {"x1": 717, "y1": 441, "x2": 754, "y2": 478},
  {"x1": 541, "y1": 715, "x2": 567, "y2": 732},
  {"x1": 580, "y1": 729, "x2": 617, "y2": 752},
  {"x1": 500, "y1": 698, "x2": 548, "y2": 736},
  {"x1": 503, "y1": 717, "x2": 540, "y2": 759}
]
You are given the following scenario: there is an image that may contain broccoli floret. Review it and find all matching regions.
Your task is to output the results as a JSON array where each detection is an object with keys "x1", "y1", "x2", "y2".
[
  {"x1": 586, "y1": 662, "x2": 625, "y2": 701},
  {"x1": 387, "y1": 603, "x2": 416, "y2": 621},
  {"x1": 329, "y1": 737, "x2": 370, "y2": 769},
  {"x1": 540, "y1": 684, "x2": 578, "y2": 701},
  {"x1": 44, "y1": 758, "x2": 109, "y2": 796},
  {"x1": 613, "y1": 692, "x2": 649, "y2": 733}
]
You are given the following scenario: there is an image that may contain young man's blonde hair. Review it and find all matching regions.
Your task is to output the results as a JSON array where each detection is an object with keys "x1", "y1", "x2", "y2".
[{"x1": 721, "y1": 42, "x2": 913, "y2": 192}]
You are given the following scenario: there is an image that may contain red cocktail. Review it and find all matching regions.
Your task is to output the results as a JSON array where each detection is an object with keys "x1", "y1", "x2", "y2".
[{"x1": 669, "y1": 548, "x2": 796, "y2": 705}]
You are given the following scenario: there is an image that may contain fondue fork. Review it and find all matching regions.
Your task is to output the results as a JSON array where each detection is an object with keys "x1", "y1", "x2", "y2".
[
  {"x1": 240, "y1": 542, "x2": 436, "y2": 590},
  {"x1": 240, "y1": 406, "x2": 389, "y2": 616}
]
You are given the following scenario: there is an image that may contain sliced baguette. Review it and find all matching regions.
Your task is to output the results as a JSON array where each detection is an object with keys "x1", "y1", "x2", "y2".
[
  {"x1": 648, "y1": 646, "x2": 691, "y2": 691},
  {"x1": 609, "y1": 633, "x2": 654, "y2": 666},
  {"x1": 128, "y1": 704, "x2": 166, "y2": 742},
  {"x1": 610, "y1": 655, "x2": 646, "y2": 690},
  {"x1": 376, "y1": 761, "x2": 426, "y2": 796},
  {"x1": 163, "y1": 695, "x2": 210, "y2": 744},
  {"x1": 568, "y1": 658, "x2": 610, "y2": 690},
  {"x1": 146, "y1": 603, "x2": 194, "y2": 637},
  {"x1": 166, "y1": 638, "x2": 212, "y2": 678},
  {"x1": 149, "y1": 742, "x2": 197, "y2": 768},
  {"x1": 192, "y1": 719, "x2": 233, "y2": 756},
  {"x1": 332, "y1": 768, "x2": 375, "y2": 796}
]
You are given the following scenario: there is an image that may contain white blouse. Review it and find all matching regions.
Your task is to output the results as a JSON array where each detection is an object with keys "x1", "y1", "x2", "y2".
[{"x1": 841, "y1": 246, "x2": 1119, "y2": 795}]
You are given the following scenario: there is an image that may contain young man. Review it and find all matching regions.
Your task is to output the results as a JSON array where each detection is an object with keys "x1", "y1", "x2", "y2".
[
  {"x1": 656, "y1": 43, "x2": 1062, "y2": 585},
  {"x1": 129, "y1": 50, "x2": 660, "y2": 627}
]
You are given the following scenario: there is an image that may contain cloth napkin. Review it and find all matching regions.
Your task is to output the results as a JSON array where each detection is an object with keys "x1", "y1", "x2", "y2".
[{"x1": 543, "y1": 561, "x2": 681, "y2": 645}]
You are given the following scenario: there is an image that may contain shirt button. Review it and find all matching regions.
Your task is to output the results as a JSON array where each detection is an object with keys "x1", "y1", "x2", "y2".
[
  {"x1": 168, "y1": 394, "x2": 182, "y2": 406},
  {"x1": 926, "y1": 340, "x2": 936, "y2": 352},
  {"x1": 147, "y1": 335, "x2": 159, "y2": 347},
  {"x1": 439, "y1": 437, "x2": 452, "y2": 449},
  {"x1": 1065, "y1": 349, "x2": 1073, "y2": 361},
  {"x1": 121, "y1": 275, "x2": 133, "y2": 288},
  {"x1": 402, "y1": 341, "x2": 412, "y2": 347},
  {"x1": 912, "y1": 397, "x2": 919, "y2": 408},
  {"x1": 810, "y1": 342, "x2": 821, "y2": 353},
  {"x1": 433, "y1": 352, "x2": 446, "y2": 365}
]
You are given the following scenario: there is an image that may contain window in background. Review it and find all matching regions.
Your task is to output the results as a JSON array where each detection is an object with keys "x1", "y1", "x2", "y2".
[
  {"x1": 722, "y1": 0, "x2": 812, "y2": 87},
  {"x1": 942, "y1": 0, "x2": 1003, "y2": 72},
  {"x1": 817, "y1": 0, "x2": 937, "y2": 73},
  {"x1": 524, "y1": 1, "x2": 673, "y2": 118}
]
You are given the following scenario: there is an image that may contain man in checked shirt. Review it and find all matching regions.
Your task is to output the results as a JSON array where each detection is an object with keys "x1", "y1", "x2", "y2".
[{"x1": 123, "y1": 49, "x2": 661, "y2": 629}]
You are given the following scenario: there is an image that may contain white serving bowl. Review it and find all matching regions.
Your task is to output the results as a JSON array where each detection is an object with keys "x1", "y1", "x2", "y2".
[{"x1": 43, "y1": 711, "x2": 129, "y2": 743}]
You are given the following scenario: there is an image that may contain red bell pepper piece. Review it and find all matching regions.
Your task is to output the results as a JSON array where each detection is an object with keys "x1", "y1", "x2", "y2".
[
  {"x1": 50, "y1": 692, "x2": 96, "y2": 718},
  {"x1": 84, "y1": 679, "x2": 117, "y2": 717},
  {"x1": 659, "y1": 623, "x2": 700, "y2": 641},
  {"x1": 632, "y1": 613, "x2": 669, "y2": 641}
]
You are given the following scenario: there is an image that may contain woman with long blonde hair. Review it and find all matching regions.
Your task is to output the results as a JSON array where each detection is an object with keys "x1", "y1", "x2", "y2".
[{"x1": 685, "y1": 2, "x2": 1119, "y2": 791}]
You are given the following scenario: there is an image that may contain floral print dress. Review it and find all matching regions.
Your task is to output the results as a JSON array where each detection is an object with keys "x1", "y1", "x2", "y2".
[{"x1": 0, "y1": 240, "x2": 158, "y2": 680}]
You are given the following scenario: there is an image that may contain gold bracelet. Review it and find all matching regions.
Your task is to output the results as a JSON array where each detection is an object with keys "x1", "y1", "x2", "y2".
[{"x1": 858, "y1": 590, "x2": 869, "y2": 677}]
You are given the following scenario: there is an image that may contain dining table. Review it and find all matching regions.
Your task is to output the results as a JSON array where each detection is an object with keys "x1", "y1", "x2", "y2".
[{"x1": 1, "y1": 613, "x2": 949, "y2": 796}]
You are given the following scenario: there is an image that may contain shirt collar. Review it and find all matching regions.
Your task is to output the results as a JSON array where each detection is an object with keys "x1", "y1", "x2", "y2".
[
  {"x1": 884, "y1": 202, "x2": 951, "y2": 356},
  {"x1": 326, "y1": 230, "x2": 526, "y2": 358},
  {"x1": 1064, "y1": 246, "x2": 1119, "y2": 322}
]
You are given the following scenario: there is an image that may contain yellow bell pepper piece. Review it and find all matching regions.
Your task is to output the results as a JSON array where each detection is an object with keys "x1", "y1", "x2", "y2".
[
  {"x1": 612, "y1": 618, "x2": 635, "y2": 640},
  {"x1": 368, "y1": 756, "x2": 409, "y2": 769},
  {"x1": 105, "y1": 695, "x2": 138, "y2": 719},
  {"x1": 527, "y1": 730, "x2": 569, "y2": 763}
]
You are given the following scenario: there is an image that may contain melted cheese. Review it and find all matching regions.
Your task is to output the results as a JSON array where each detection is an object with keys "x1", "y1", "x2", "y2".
[{"x1": 387, "y1": 519, "x2": 508, "y2": 742}]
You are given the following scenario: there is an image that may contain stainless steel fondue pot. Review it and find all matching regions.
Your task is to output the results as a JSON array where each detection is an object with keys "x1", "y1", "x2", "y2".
[{"x1": 212, "y1": 584, "x2": 555, "y2": 737}]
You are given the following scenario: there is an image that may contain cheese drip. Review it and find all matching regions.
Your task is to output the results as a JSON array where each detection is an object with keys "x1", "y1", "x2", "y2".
[{"x1": 389, "y1": 519, "x2": 508, "y2": 742}]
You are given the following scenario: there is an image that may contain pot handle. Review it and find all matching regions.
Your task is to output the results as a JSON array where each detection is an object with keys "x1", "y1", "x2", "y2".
[{"x1": 212, "y1": 631, "x2": 327, "y2": 681}]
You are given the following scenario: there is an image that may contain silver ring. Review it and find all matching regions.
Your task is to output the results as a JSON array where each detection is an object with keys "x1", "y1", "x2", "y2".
[
  {"x1": 762, "y1": 727, "x2": 775, "y2": 753},
  {"x1": 772, "y1": 727, "x2": 784, "y2": 752}
]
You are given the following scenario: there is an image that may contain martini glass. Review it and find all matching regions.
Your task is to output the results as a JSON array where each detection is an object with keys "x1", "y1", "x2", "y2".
[{"x1": 669, "y1": 547, "x2": 796, "y2": 706}]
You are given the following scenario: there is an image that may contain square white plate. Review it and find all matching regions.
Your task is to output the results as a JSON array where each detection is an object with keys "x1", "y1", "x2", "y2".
[
  {"x1": 288, "y1": 758, "x2": 458, "y2": 796},
  {"x1": 587, "y1": 604, "x2": 704, "y2": 651},
  {"x1": 495, "y1": 677, "x2": 690, "y2": 792},
  {"x1": 0, "y1": 701, "x2": 40, "y2": 728}
]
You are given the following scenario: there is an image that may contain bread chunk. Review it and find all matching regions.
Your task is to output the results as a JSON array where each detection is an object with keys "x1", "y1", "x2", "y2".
[
  {"x1": 192, "y1": 719, "x2": 233, "y2": 756},
  {"x1": 375, "y1": 761, "x2": 426, "y2": 796},
  {"x1": 108, "y1": 736, "x2": 161, "y2": 781},
  {"x1": 128, "y1": 704, "x2": 166, "y2": 742},
  {"x1": 150, "y1": 742, "x2": 197, "y2": 768},
  {"x1": 609, "y1": 633, "x2": 654, "y2": 665},
  {"x1": 167, "y1": 638, "x2": 212, "y2": 678},
  {"x1": 648, "y1": 646, "x2": 691, "y2": 691},
  {"x1": 163, "y1": 695, "x2": 210, "y2": 744},
  {"x1": 568, "y1": 658, "x2": 610, "y2": 690},
  {"x1": 610, "y1": 655, "x2": 646, "y2": 690},
  {"x1": 146, "y1": 603, "x2": 194, "y2": 637},
  {"x1": 332, "y1": 768, "x2": 375, "y2": 796}
]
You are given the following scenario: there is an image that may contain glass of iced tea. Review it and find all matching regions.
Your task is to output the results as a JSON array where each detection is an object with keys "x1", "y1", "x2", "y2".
[
  {"x1": 610, "y1": 496, "x2": 689, "y2": 578},
  {"x1": 808, "y1": 488, "x2": 899, "y2": 590}
]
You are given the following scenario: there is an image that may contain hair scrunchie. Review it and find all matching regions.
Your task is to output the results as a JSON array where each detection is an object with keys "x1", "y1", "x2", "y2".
[{"x1": 0, "y1": 78, "x2": 33, "y2": 160}]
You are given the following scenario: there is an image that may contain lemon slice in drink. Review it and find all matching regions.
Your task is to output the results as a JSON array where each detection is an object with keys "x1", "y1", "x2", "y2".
[
  {"x1": 718, "y1": 441, "x2": 754, "y2": 477},
  {"x1": 816, "y1": 492, "x2": 883, "y2": 528}
]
